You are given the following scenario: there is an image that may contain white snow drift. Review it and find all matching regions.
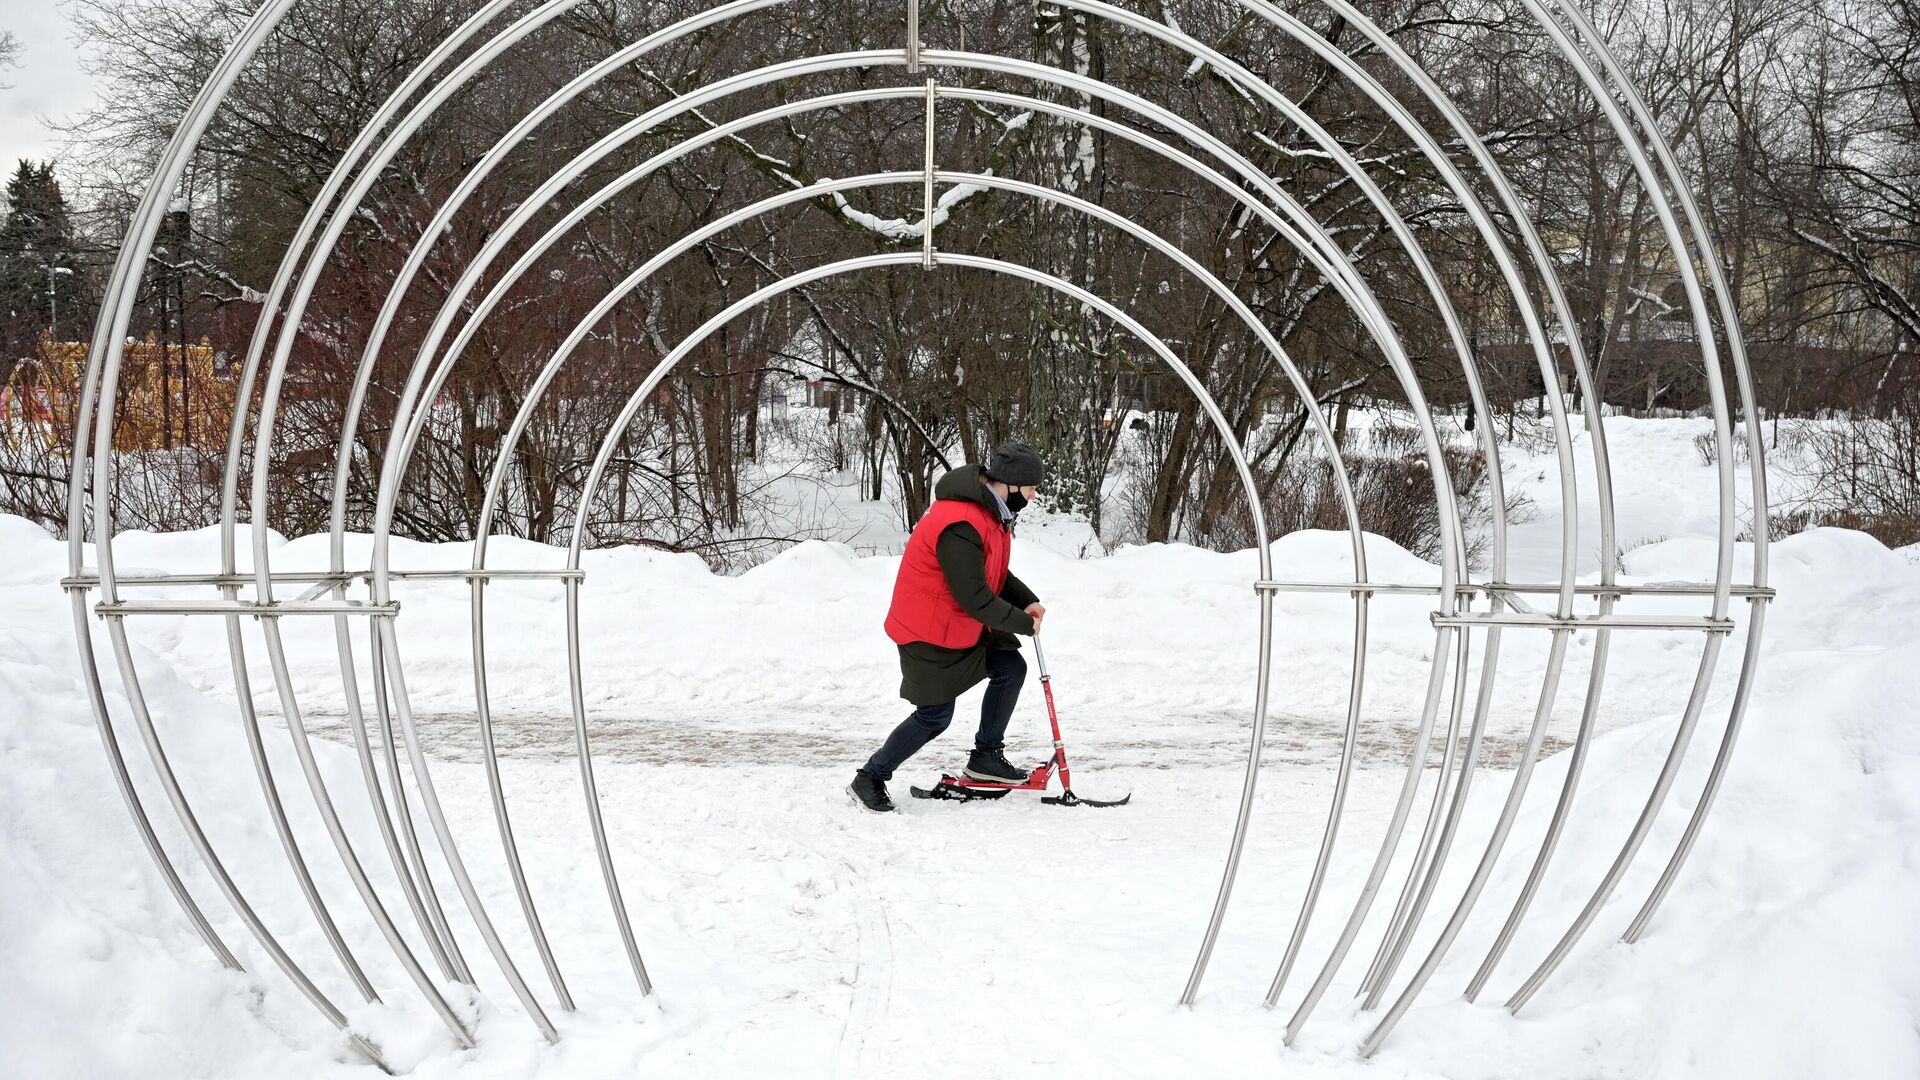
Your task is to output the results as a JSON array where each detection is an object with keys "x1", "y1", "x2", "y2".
[{"x1": 1, "y1": 418, "x2": 1916, "y2": 1078}]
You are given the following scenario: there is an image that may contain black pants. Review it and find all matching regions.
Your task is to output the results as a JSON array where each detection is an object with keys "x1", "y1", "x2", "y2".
[{"x1": 862, "y1": 647, "x2": 1026, "y2": 782}]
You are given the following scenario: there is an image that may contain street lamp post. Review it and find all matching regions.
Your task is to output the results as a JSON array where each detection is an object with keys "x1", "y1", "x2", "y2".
[{"x1": 47, "y1": 264, "x2": 75, "y2": 338}]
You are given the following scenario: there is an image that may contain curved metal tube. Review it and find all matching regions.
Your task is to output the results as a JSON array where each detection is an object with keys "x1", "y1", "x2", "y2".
[
  {"x1": 228, "y1": 6, "x2": 1469, "y2": 1016},
  {"x1": 357, "y1": 3, "x2": 1612, "y2": 1025},
  {"x1": 1356, "y1": 624, "x2": 1484, "y2": 999},
  {"x1": 439, "y1": 44, "x2": 1620, "y2": 1006},
  {"x1": 1464, "y1": 594, "x2": 1614, "y2": 1000},
  {"x1": 155, "y1": 2, "x2": 551, "y2": 1040},
  {"x1": 63, "y1": 0, "x2": 388, "y2": 1063},
  {"x1": 59, "y1": 0, "x2": 290, "y2": 980},
  {"x1": 1540, "y1": 0, "x2": 1772, "y2": 945},
  {"x1": 367, "y1": 623, "x2": 471, "y2": 982},
  {"x1": 377, "y1": 58, "x2": 919, "y2": 1008},
  {"x1": 336, "y1": 38, "x2": 1469, "y2": 1008},
  {"x1": 220, "y1": 615, "x2": 381, "y2": 1004},
  {"x1": 1047, "y1": 0, "x2": 1551, "y2": 1012},
  {"x1": 1274, "y1": 0, "x2": 1624, "y2": 1017},
  {"x1": 208, "y1": 0, "x2": 535, "y2": 990},
  {"x1": 65, "y1": 594, "x2": 241, "y2": 973},
  {"x1": 228, "y1": 0, "x2": 797, "y2": 1014},
  {"x1": 196, "y1": 0, "x2": 568, "y2": 1043},
  {"x1": 436, "y1": 158, "x2": 1389, "y2": 1002},
  {"x1": 63, "y1": 0, "x2": 1770, "y2": 1061},
  {"x1": 1623, "y1": 602, "x2": 1766, "y2": 941},
  {"x1": 416, "y1": 62, "x2": 1518, "y2": 1011},
  {"x1": 555, "y1": 248, "x2": 1287, "y2": 1011},
  {"x1": 1506, "y1": 633, "x2": 1727, "y2": 1012},
  {"x1": 1343, "y1": 0, "x2": 1761, "y2": 1037},
  {"x1": 1360, "y1": 628, "x2": 1572, "y2": 1053},
  {"x1": 1280, "y1": 618, "x2": 1454, "y2": 1043},
  {"x1": 236, "y1": 0, "x2": 587, "y2": 1033},
  {"x1": 380, "y1": 73, "x2": 1497, "y2": 1015},
  {"x1": 208, "y1": 0, "x2": 1469, "y2": 1014},
  {"x1": 255, "y1": 614, "x2": 479, "y2": 1045},
  {"x1": 1303, "y1": 14, "x2": 1626, "y2": 1000},
  {"x1": 371, "y1": 614, "x2": 560, "y2": 1049},
  {"x1": 1490, "y1": 0, "x2": 1746, "y2": 1016}
]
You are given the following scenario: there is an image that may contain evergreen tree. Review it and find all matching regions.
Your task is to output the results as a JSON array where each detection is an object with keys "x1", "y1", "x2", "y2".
[{"x1": 0, "y1": 160, "x2": 85, "y2": 369}]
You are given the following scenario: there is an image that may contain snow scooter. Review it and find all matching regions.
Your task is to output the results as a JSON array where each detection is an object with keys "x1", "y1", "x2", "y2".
[{"x1": 910, "y1": 637, "x2": 1130, "y2": 807}]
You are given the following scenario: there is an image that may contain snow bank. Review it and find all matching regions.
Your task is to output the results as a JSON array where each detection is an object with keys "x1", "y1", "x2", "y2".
[{"x1": 2, "y1": 417, "x2": 1917, "y2": 1077}]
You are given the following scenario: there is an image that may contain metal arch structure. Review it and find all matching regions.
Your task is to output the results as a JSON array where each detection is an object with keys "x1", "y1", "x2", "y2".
[{"x1": 61, "y1": 0, "x2": 1773, "y2": 1067}]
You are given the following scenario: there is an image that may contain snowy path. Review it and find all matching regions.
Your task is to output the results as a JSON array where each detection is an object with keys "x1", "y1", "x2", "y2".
[
  {"x1": 295, "y1": 706, "x2": 1564, "y2": 770},
  {"x1": 5, "y1": 420, "x2": 1919, "y2": 1077}
]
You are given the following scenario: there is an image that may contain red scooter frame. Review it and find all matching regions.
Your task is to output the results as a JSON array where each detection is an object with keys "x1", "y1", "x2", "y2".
[{"x1": 909, "y1": 638, "x2": 1130, "y2": 807}]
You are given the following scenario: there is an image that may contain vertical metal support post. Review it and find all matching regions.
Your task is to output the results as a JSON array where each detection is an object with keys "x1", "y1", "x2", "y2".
[
  {"x1": 561, "y1": 576, "x2": 654, "y2": 998},
  {"x1": 906, "y1": 0, "x2": 921, "y2": 71},
  {"x1": 471, "y1": 576, "x2": 577, "y2": 1010},
  {"x1": 335, "y1": 613, "x2": 468, "y2": 985},
  {"x1": 1464, "y1": 601, "x2": 1615, "y2": 1001},
  {"x1": 922, "y1": 78, "x2": 937, "y2": 269},
  {"x1": 1282, "y1": 625, "x2": 1457, "y2": 1044},
  {"x1": 1263, "y1": 593, "x2": 1368, "y2": 1006}
]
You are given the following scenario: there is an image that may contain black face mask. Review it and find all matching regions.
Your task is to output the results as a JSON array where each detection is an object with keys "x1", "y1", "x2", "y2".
[{"x1": 1003, "y1": 490, "x2": 1029, "y2": 514}]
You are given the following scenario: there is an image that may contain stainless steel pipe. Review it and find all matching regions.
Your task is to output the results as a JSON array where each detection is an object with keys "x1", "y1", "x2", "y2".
[{"x1": 63, "y1": 0, "x2": 1768, "y2": 1065}]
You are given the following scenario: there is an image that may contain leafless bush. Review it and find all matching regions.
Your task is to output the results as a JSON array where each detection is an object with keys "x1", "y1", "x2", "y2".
[
  {"x1": 1367, "y1": 421, "x2": 1425, "y2": 457},
  {"x1": 1499, "y1": 413, "x2": 1561, "y2": 456},
  {"x1": 24, "y1": 0, "x2": 1914, "y2": 561},
  {"x1": 1502, "y1": 486, "x2": 1540, "y2": 526},
  {"x1": 1, "y1": 440, "x2": 231, "y2": 535},
  {"x1": 1788, "y1": 410, "x2": 1920, "y2": 548},
  {"x1": 0, "y1": 441, "x2": 66, "y2": 530},
  {"x1": 1693, "y1": 428, "x2": 1753, "y2": 467},
  {"x1": 1766, "y1": 420, "x2": 1807, "y2": 453},
  {"x1": 1191, "y1": 438, "x2": 1491, "y2": 567}
]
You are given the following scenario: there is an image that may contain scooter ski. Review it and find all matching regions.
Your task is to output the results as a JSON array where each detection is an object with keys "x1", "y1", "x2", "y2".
[{"x1": 910, "y1": 638, "x2": 1130, "y2": 807}]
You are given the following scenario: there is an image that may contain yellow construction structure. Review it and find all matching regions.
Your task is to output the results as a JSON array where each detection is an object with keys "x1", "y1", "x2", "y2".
[{"x1": 3, "y1": 333, "x2": 237, "y2": 452}]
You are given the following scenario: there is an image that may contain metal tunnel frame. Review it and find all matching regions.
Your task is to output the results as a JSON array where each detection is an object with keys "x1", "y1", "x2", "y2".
[{"x1": 61, "y1": 0, "x2": 1772, "y2": 1066}]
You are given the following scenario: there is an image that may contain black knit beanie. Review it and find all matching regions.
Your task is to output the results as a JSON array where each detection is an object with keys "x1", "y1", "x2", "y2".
[{"x1": 984, "y1": 442, "x2": 1045, "y2": 487}]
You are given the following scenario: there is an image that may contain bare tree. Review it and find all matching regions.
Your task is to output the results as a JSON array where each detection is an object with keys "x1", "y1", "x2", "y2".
[{"x1": 13, "y1": 0, "x2": 1914, "y2": 558}]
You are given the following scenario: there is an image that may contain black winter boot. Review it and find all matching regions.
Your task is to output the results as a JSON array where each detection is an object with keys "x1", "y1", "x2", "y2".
[
  {"x1": 847, "y1": 769, "x2": 895, "y2": 813},
  {"x1": 964, "y1": 746, "x2": 1029, "y2": 785}
]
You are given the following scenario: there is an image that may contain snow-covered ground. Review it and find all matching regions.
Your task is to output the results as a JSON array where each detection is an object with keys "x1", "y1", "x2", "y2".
[{"x1": 2, "y1": 416, "x2": 1916, "y2": 1078}]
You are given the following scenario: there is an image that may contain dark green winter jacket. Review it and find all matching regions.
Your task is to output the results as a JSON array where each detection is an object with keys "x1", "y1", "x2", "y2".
[{"x1": 896, "y1": 465, "x2": 1041, "y2": 706}]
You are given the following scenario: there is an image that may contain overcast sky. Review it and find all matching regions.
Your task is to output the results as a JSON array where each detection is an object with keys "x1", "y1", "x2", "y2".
[{"x1": 1, "y1": 3, "x2": 100, "y2": 175}]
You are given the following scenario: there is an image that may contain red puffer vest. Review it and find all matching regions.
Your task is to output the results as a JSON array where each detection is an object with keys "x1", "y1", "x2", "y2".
[{"x1": 884, "y1": 496, "x2": 1010, "y2": 648}]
